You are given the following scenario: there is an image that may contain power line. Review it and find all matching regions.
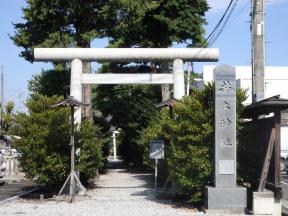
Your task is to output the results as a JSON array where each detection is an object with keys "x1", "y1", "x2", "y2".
[
  {"x1": 204, "y1": 0, "x2": 234, "y2": 46},
  {"x1": 208, "y1": 0, "x2": 240, "y2": 46},
  {"x1": 231, "y1": 0, "x2": 250, "y2": 22},
  {"x1": 202, "y1": 0, "x2": 240, "y2": 47}
]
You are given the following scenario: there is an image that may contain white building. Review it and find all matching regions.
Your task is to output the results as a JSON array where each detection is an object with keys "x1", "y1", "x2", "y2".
[{"x1": 203, "y1": 65, "x2": 288, "y2": 105}]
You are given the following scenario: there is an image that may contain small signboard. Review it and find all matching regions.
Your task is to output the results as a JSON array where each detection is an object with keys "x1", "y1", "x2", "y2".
[{"x1": 149, "y1": 140, "x2": 164, "y2": 159}]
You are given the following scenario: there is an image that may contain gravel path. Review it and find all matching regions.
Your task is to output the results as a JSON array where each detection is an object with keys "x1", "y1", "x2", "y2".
[{"x1": 0, "y1": 159, "x2": 202, "y2": 216}]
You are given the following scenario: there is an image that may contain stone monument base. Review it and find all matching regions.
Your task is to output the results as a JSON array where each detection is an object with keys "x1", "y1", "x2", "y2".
[
  {"x1": 253, "y1": 190, "x2": 279, "y2": 215},
  {"x1": 204, "y1": 186, "x2": 247, "y2": 214}
]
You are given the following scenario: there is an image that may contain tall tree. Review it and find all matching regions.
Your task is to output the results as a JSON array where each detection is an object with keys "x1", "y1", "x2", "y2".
[
  {"x1": 11, "y1": 0, "x2": 108, "y2": 120},
  {"x1": 104, "y1": 0, "x2": 208, "y2": 47},
  {"x1": 95, "y1": 0, "x2": 209, "y2": 164},
  {"x1": 102, "y1": 0, "x2": 208, "y2": 100},
  {"x1": 12, "y1": 0, "x2": 210, "y2": 165}
]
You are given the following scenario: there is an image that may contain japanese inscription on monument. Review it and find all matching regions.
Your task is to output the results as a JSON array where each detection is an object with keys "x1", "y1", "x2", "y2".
[
  {"x1": 214, "y1": 65, "x2": 236, "y2": 187},
  {"x1": 204, "y1": 65, "x2": 246, "y2": 212}
]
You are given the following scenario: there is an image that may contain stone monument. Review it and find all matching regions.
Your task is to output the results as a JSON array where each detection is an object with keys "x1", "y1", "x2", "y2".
[{"x1": 204, "y1": 65, "x2": 247, "y2": 213}]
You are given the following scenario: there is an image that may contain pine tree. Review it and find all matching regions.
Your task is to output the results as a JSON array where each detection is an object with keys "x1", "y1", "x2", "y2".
[
  {"x1": 95, "y1": 0, "x2": 209, "y2": 164},
  {"x1": 11, "y1": 0, "x2": 108, "y2": 120},
  {"x1": 103, "y1": 0, "x2": 208, "y2": 47},
  {"x1": 12, "y1": 0, "x2": 210, "y2": 165}
]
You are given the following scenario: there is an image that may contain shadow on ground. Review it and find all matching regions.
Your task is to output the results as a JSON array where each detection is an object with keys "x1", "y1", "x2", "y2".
[{"x1": 105, "y1": 159, "x2": 199, "y2": 211}]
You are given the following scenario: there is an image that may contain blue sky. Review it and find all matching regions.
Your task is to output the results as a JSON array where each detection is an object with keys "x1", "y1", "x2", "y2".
[{"x1": 0, "y1": 0, "x2": 287, "y2": 112}]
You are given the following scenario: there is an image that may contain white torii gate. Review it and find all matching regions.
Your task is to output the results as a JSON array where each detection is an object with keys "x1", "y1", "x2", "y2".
[{"x1": 34, "y1": 48, "x2": 219, "y2": 124}]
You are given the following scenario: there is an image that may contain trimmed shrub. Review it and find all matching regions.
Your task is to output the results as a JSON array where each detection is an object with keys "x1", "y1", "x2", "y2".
[{"x1": 12, "y1": 95, "x2": 103, "y2": 190}]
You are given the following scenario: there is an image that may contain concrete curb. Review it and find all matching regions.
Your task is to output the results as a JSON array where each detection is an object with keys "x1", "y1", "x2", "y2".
[{"x1": 0, "y1": 188, "x2": 38, "y2": 205}]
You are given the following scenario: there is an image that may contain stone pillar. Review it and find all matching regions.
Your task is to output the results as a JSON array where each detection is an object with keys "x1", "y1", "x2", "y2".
[
  {"x1": 204, "y1": 65, "x2": 246, "y2": 214},
  {"x1": 173, "y1": 59, "x2": 185, "y2": 100},
  {"x1": 113, "y1": 133, "x2": 117, "y2": 160},
  {"x1": 214, "y1": 65, "x2": 237, "y2": 187},
  {"x1": 70, "y1": 59, "x2": 82, "y2": 125}
]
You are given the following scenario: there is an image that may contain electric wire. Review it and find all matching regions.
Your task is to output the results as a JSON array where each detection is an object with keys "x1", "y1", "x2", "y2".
[
  {"x1": 203, "y1": 0, "x2": 234, "y2": 46},
  {"x1": 208, "y1": 0, "x2": 240, "y2": 46},
  {"x1": 231, "y1": 0, "x2": 250, "y2": 22},
  {"x1": 202, "y1": 0, "x2": 241, "y2": 47}
]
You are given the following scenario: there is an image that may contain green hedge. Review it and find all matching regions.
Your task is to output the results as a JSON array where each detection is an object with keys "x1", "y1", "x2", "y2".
[
  {"x1": 12, "y1": 95, "x2": 103, "y2": 190},
  {"x1": 138, "y1": 83, "x2": 247, "y2": 204}
]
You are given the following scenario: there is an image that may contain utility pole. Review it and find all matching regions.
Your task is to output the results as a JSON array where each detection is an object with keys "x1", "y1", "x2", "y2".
[
  {"x1": 251, "y1": 0, "x2": 265, "y2": 102},
  {"x1": 0, "y1": 66, "x2": 3, "y2": 130}
]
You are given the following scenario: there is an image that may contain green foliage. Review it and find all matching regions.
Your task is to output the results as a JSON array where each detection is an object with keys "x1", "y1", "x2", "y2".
[
  {"x1": 11, "y1": 0, "x2": 107, "y2": 61},
  {"x1": 28, "y1": 66, "x2": 70, "y2": 97},
  {"x1": 95, "y1": 0, "x2": 209, "y2": 165},
  {"x1": 94, "y1": 73, "x2": 162, "y2": 164},
  {"x1": 11, "y1": 95, "x2": 103, "y2": 189},
  {"x1": 5, "y1": 101, "x2": 14, "y2": 115},
  {"x1": 11, "y1": 95, "x2": 70, "y2": 188},
  {"x1": 103, "y1": 0, "x2": 208, "y2": 47},
  {"x1": 76, "y1": 120, "x2": 103, "y2": 182},
  {"x1": 11, "y1": 0, "x2": 107, "y2": 119},
  {"x1": 139, "y1": 85, "x2": 213, "y2": 203},
  {"x1": 2, "y1": 101, "x2": 15, "y2": 133},
  {"x1": 138, "y1": 84, "x2": 247, "y2": 204},
  {"x1": 12, "y1": 0, "x2": 212, "y2": 175}
]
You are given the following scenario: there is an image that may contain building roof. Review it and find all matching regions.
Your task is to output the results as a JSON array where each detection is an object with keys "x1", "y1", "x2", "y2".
[
  {"x1": 155, "y1": 98, "x2": 178, "y2": 108},
  {"x1": 51, "y1": 96, "x2": 89, "y2": 108},
  {"x1": 243, "y1": 95, "x2": 288, "y2": 118}
]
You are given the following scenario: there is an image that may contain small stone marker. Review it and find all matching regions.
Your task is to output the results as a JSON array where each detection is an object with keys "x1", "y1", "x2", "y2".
[{"x1": 204, "y1": 65, "x2": 246, "y2": 213}]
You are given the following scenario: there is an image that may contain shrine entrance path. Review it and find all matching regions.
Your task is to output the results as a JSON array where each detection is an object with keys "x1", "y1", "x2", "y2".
[
  {"x1": 90, "y1": 159, "x2": 199, "y2": 216},
  {"x1": 0, "y1": 159, "x2": 200, "y2": 216}
]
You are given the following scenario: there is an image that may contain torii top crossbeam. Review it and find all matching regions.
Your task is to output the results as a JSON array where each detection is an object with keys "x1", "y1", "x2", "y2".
[
  {"x1": 33, "y1": 47, "x2": 219, "y2": 124},
  {"x1": 34, "y1": 48, "x2": 219, "y2": 62}
]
